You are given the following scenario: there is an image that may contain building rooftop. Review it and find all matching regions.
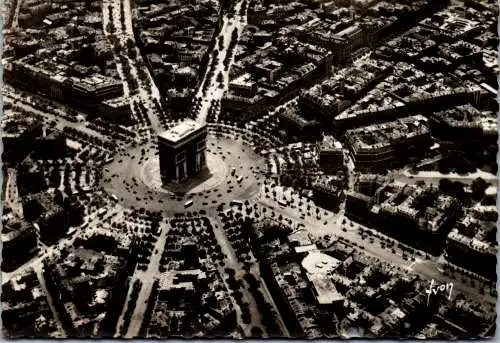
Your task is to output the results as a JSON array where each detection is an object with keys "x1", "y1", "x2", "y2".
[
  {"x1": 346, "y1": 115, "x2": 429, "y2": 152},
  {"x1": 159, "y1": 269, "x2": 206, "y2": 291},
  {"x1": 158, "y1": 119, "x2": 206, "y2": 143},
  {"x1": 230, "y1": 72, "x2": 255, "y2": 88},
  {"x1": 288, "y1": 229, "x2": 313, "y2": 247},
  {"x1": 309, "y1": 273, "x2": 345, "y2": 305},
  {"x1": 336, "y1": 24, "x2": 361, "y2": 38},
  {"x1": 320, "y1": 135, "x2": 343, "y2": 151},
  {"x1": 301, "y1": 251, "x2": 341, "y2": 275},
  {"x1": 2, "y1": 218, "x2": 34, "y2": 243},
  {"x1": 101, "y1": 96, "x2": 129, "y2": 108}
]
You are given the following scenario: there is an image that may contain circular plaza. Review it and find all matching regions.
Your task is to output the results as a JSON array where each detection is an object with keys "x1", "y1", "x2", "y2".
[{"x1": 101, "y1": 133, "x2": 265, "y2": 214}]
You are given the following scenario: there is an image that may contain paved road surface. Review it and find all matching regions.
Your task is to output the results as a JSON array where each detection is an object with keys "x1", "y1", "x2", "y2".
[
  {"x1": 209, "y1": 216, "x2": 289, "y2": 337},
  {"x1": 4, "y1": 93, "x2": 112, "y2": 143},
  {"x1": 393, "y1": 169, "x2": 498, "y2": 187},
  {"x1": 36, "y1": 266, "x2": 66, "y2": 337},
  {"x1": 102, "y1": 0, "x2": 163, "y2": 133},
  {"x1": 8, "y1": 0, "x2": 22, "y2": 28},
  {"x1": 119, "y1": 221, "x2": 169, "y2": 338},
  {"x1": 195, "y1": 0, "x2": 248, "y2": 123}
]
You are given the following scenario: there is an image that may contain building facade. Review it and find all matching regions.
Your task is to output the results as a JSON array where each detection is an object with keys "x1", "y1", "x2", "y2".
[
  {"x1": 5, "y1": 57, "x2": 123, "y2": 115},
  {"x1": 317, "y1": 136, "x2": 344, "y2": 173},
  {"x1": 158, "y1": 120, "x2": 207, "y2": 184}
]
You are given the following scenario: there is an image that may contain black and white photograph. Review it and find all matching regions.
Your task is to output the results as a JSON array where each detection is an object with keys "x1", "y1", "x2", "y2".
[{"x1": 1, "y1": 0, "x2": 498, "y2": 339}]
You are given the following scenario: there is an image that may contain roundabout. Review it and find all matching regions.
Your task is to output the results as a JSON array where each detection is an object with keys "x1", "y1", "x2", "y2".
[
  {"x1": 140, "y1": 151, "x2": 229, "y2": 195},
  {"x1": 102, "y1": 133, "x2": 265, "y2": 214}
]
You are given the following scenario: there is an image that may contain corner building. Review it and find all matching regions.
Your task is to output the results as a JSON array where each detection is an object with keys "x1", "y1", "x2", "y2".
[{"x1": 158, "y1": 120, "x2": 207, "y2": 184}]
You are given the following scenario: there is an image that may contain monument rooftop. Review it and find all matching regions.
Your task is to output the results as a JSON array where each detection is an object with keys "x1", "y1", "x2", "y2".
[{"x1": 159, "y1": 119, "x2": 206, "y2": 144}]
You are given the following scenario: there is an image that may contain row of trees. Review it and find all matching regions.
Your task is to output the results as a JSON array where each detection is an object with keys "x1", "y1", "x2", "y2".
[
  {"x1": 206, "y1": 99, "x2": 221, "y2": 123},
  {"x1": 222, "y1": 28, "x2": 239, "y2": 70},
  {"x1": 238, "y1": 0, "x2": 248, "y2": 16},
  {"x1": 87, "y1": 121, "x2": 132, "y2": 142},
  {"x1": 106, "y1": 5, "x2": 115, "y2": 33},
  {"x1": 224, "y1": 269, "x2": 253, "y2": 325},
  {"x1": 135, "y1": 60, "x2": 152, "y2": 88},
  {"x1": 442, "y1": 262, "x2": 496, "y2": 296},
  {"x1": 93, "y1": 117, "x2": 137, "y2": 139},
  {"x1": 125, "y1": 38, "x2": 153, "y2": 90},
  {"x1": 243, "y1": 273, "x2": 282, "y2": 336},
  {"x1": 131, "y1": 100, "x2": 152, "y2": 127},
  {"x1": 119, "y1": 54, "x2": 140, "y2": 95},
  {"x1": 105, "y1": 1, "x2": 126, "y2": 33},
  {"x1": 161, "y1": 217, "x2": 225, "y2": 271},
  {"x1": 438, "y1": 177, "x2": 490, "y2": 203},
  {"x1": 119, "y1": 280, "x2": 143, "y2": 336},
  {"x1": 219, "y1": 210, "x2": 255, "y2": 268},
  {"x1": 63, "y1": 126, "x2": 114, "y2": 151},
  {"x1": 119, "y1": 0, "x2": 126, "y2": 32},
  {"x1": 152, "y1": 98, "x2": 171, "y2": 129},
  {"x1": 218, "y1": 209, "x2": 287, "y2": 335},
  {"x1": 201, "y1": 49, "x2": 220, "y2": 96}
]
